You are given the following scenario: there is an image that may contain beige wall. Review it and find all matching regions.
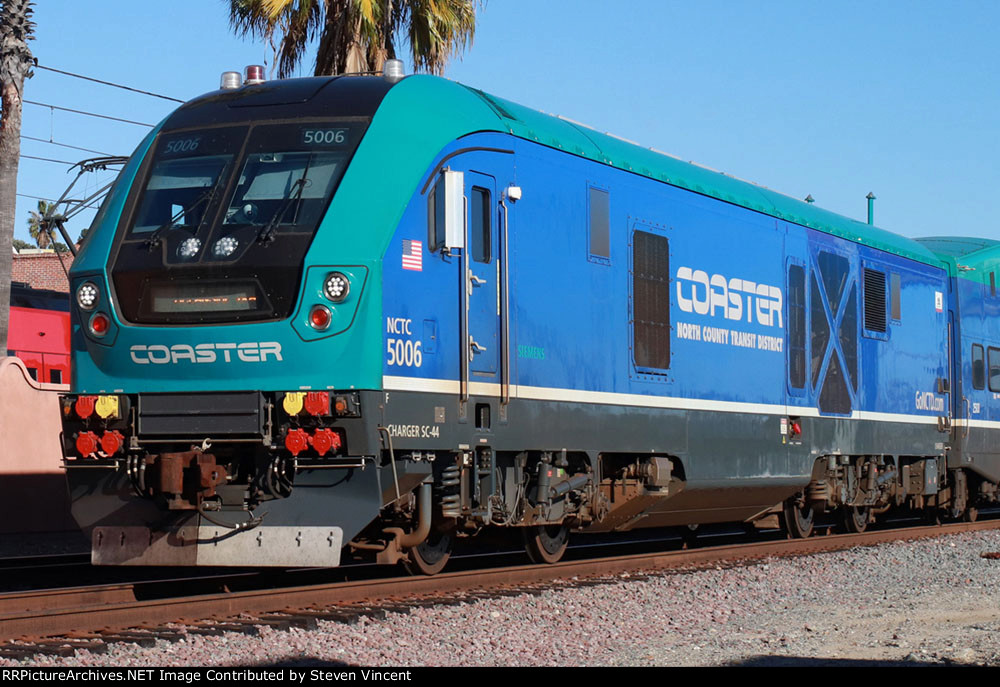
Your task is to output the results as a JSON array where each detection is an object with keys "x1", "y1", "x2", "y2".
[{"x1": 0, "y1": 356, "x2": 77, "y2": 533}]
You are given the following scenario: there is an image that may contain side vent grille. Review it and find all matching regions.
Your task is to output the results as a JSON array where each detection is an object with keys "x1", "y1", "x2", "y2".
[{"x1": 864, "y1": 268, "x2": 887, "y2": 333}]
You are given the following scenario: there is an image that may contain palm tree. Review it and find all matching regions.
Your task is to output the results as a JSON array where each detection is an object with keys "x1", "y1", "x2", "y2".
[
  {"x1": 229, "y1": 0, "x2": 478, "y2": 79},
  {"x1": 26, "y1": 199, "x2": 55, "y2": 249},
  {"x1": 0, "y1": 0, "x2": 35, "y2": 353}
]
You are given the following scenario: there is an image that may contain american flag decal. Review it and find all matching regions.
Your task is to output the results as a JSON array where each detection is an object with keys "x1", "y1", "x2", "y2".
[{"x1": 402, "y1": 239, "x2": 423, "y2": 271}]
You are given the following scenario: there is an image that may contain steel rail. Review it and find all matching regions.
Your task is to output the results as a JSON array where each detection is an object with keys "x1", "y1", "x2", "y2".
[{"x1": 2, "y1": 519, "x2": 999, "y2": 640}]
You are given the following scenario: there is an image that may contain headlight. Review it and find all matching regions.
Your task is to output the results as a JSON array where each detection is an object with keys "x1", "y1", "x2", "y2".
[
  {"x1": 177, "y1": 237, "x2": 202, "y2": 259},
  {"x1": 323, "y1": 272, "x2": 350, "y2": 303},
  {"x1": 76, "y1": 281, "x2": 99, "y2": 311},
  {"x1": 213, "y1": 236, "x2": 239, "y2": 258}
]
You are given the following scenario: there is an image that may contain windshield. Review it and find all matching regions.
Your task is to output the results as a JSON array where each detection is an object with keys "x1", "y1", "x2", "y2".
[
  {"x1": 127, "y1": 127, "x2": 245, "y2": 236},
  {"x1": 111, "y1": 119, "x2": 366, "y2": 324},
  {"x1": 221, "y1": 125, "x2": 353, "y2": 237},
  {"x1": 123, "y1": 121, "x2": 361, "y2": 261}
]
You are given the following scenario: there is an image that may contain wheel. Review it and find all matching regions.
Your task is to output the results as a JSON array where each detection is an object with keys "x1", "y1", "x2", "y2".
[
  {"x1": 948, "y1": 470, "x2": 969, "y2": 521},
  {"x1": 681, "y1": 523, "x2": 700, "y2": 548},
  {"x1": 842, "y1": 506, "x2": 869, "y2": 533},
  {"x1": 403, "y1": 529, "x2": 453, "y2": 575},
  {"x1": 782, "y1": 498, "x2": 814, "y2": 539},
  {"x1": 524, "y1": 524, "x2": 568, "y2": 564},
  {"x1": 966, "y1": 504, "x2": 979, "y2": 522}
]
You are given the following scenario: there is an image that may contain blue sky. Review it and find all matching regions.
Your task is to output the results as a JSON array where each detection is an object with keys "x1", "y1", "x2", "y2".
[{"x1": 13, "y1": 0, "x2": 1000, "y2": 246}]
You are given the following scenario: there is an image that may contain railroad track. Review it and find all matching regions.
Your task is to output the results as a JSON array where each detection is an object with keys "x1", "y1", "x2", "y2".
[{"x1": 2, "y1": 518, "x2": 999, "y2": 660}]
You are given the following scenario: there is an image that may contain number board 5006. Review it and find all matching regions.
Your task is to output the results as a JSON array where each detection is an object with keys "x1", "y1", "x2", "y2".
[{"x1": 301, "y1": 128, "x2": 349, "y2": 146}]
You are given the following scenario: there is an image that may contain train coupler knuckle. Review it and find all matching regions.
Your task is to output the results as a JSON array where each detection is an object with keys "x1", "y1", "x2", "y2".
[{"x1": 149, "y1": 451, "x2": 227, "y2": 510}]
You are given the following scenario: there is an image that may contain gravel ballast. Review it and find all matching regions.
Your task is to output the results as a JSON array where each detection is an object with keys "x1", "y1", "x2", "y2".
[{"x1": 7, "y1": 529, "x2": 1000, "y2": 667}]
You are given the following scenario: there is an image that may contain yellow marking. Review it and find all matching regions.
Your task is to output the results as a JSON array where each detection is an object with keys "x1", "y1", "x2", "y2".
[
  {"x1": 283, "y1": 392, "x2": 305, "y2": 415},
  {"x1": 95, "y1": 395, "x2": 119, "y2": 419}
]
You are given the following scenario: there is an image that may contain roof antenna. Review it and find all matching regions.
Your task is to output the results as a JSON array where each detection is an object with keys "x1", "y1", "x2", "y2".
[{"x1": 866, "y1": 192, "x2": 876, "y2": 225}]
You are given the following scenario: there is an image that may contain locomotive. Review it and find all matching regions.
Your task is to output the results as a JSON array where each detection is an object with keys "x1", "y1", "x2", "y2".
[{"x1": 59, "y1": 64, "x2": 1000, "y2": 573}]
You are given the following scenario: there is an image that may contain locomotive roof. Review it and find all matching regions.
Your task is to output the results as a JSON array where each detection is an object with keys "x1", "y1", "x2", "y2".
[
  {"x1": 75, "y1": 75, "x2": 947, "y2": 280},
  {"x1": 916, "y1": 236, "x2": 1000, "y2": 279},
  {"x1": 449, "y1": 82, "x2": 943, "y2": 268}
]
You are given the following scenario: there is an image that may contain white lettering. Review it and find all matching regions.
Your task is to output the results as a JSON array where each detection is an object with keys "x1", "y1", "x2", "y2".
[
  {"x1": 130, "y1": 345, "x2": 149, "y2": 364},
  {"x1": 237, "y1": 342, "x2": 261, "y2": 363},
  {"x1": 147, "y1": 345, "x2": 171, "y2": 364},
  {"x1": 170, "y1": 344, "x2": 196, "y2": 363},
  {"x1": 129, "y1": 342, "x2": 283, "y2": 365},
  {"x1": 195, "y1": 343, "x2": 216, "y2": 363},
  {"x1": 386, "y1": 317, "x2": 413, "y2": 335},
  {"x1": 676, "y1": 266, "x2": 783, "y2": 328}
]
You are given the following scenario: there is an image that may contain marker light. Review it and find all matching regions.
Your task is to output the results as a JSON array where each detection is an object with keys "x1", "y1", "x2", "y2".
[
  {"x1": 89, "y1": 312, "x2": 110, "y2": 337},
  {"x1": 309, "y1": 305, "x2": 332, "y2": 331},
  {"x1": 177, "y1": 237, "x2": 202, "y2": 259},
  {"x1": 213, "y1": 236, "x2": 239, "y2": 258},
  {"x1": 245, "y1": 65, "x2": 265, "y2": 84},
  {"x1": 383, "y1": 59, "x2": 404, "y2": 82},
  {"x1": 76, "y1": 282, "x2": 99, "y2": 311},
  {"x1": 220, "y1": 71, "x2": 242, "y2": 89},
  {"x1": 323, "y1": 272, "x2": 350, "y2": 303}
]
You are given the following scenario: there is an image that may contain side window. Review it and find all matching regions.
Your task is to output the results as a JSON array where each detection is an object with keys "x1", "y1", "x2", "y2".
[
  {"x1": 50, "y1": 369, "x2": 63, "y2": 385},
  {"x1": 973, "y1": 344, "x2": 985, "y2": 390},
  {"x1": 470, "y1": 186, "x2": 491, "y2": 263},
  {"x1": 788, "y1": 264, "x2": 806, "y2": 389},
  {"x1": 632, "y1": 230, "x2": 670, "y2": 371},
  {"x1": 841, "y1": 283, "x2": 858, "y2": 392},
  {"x1": 988, "y1": 347, "x2": 1000, "y2": 392},
  {"x1": 427, "y1": 174, "x2": 446, "y2": 252},
  {"x1": 588, "y1": 187, "x2": 610, "y2": 262},
  {"x1": 890, "y1": 272, "x2": 901, "y2": 321}
]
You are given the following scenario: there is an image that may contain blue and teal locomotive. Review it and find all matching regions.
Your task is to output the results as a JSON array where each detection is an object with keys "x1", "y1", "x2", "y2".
[{"x1": 60, "y1": 64, "x2": 1000, "y2": 572}]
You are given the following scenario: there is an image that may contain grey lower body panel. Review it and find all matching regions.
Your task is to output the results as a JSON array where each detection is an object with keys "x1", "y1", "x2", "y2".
[
  {"x1": 66, "y1": 462, "x2": 382, "y2": 567},
  {"x1": 92, "y1": 525, "x2": 343, "y2": 567}
]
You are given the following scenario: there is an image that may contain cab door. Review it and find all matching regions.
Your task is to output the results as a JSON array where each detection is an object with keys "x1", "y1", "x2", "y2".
[{"x1": 464, "y1": 170, "x2": 500, "y2": 381}]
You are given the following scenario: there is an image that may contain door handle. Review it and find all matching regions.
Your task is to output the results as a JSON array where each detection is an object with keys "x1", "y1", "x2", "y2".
[
  {"x1": 470, "y1": 273, "x2": 487, "y2": 287},
  {"x1": 470, "y1": 337, "x2": 487, "y2": 355}
]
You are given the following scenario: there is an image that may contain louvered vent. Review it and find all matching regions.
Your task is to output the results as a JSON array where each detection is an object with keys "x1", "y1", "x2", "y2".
[{"x1": 864, "y1": 268, "x2": 887, "y2": 333}]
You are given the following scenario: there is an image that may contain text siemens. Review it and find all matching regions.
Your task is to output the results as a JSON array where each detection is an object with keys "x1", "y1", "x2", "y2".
[
  {"x1": 676, "y1": 266, "x2": 783, "y2": 328},
  {"x1": 130, "y1": 342, "x2": 283, "y2": 364}
]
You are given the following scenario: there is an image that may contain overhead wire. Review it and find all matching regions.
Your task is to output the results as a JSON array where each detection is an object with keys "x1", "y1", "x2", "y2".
[
  {"x1": 23, "y1": 100, "x2": 153, "y2": 127},
  {"x1": 21, "y1": 134, "x2": 113, "y2": 157},
  {"x1": 16, "y1": 65, "x2": 170, "y2": 242},
  {"x1": 20, "y1": 153, "x2": 78, "y2": 166},
  {"x1": 34, "y1": 64, "x2": 185, "y2": 103}
]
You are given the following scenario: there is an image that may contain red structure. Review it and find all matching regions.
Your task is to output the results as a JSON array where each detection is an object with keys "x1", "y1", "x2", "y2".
[{"x1": 8, "y1": 281, "x2": 71, "y2": 384}]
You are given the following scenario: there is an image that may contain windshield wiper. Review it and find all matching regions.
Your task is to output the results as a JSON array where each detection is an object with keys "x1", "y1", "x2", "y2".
[
  {"x1": 255, "y1": 176, "x2": 307, "y2": 245},
  {"x1": 143, "y1": 188, "x2": 216, "y2": 251}
]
